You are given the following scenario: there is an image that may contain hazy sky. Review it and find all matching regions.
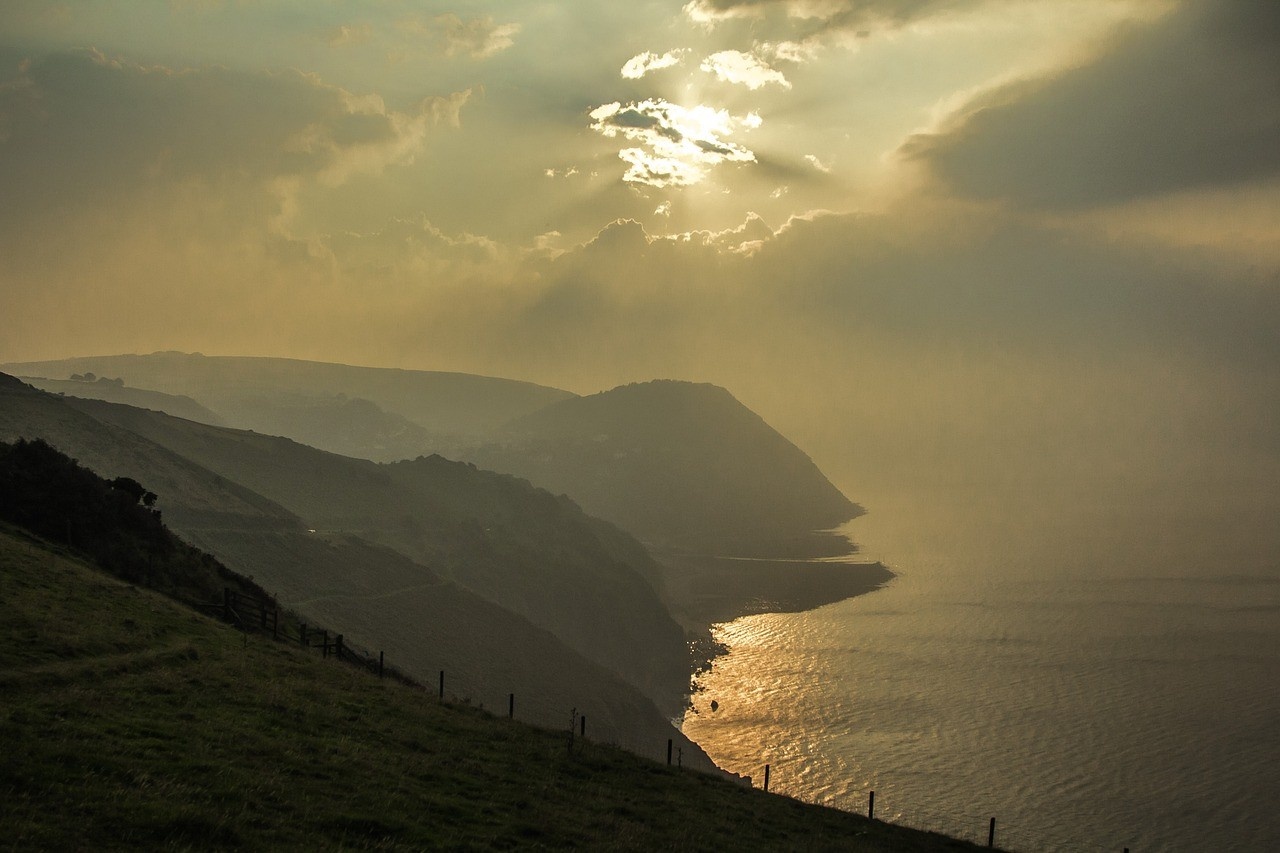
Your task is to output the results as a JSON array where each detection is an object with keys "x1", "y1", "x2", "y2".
[{"x1": 2, "y1": 0, "x2": 1278, "y2": 508}]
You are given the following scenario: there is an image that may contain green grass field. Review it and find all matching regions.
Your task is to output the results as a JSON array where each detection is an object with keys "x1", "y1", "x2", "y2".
[{"x1": 0, "y1": 526, "x2": 988, "y2": 851}]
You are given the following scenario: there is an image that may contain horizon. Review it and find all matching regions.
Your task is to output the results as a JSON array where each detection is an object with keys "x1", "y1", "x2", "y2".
[{"x1": 3, "y1": 1, "x2": 1278, "y2": 517}]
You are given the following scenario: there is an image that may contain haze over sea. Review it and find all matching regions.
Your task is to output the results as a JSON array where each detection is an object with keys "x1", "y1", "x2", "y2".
[{"x1": 683, "y1": 481, "x2": 1280, "y2": 853}]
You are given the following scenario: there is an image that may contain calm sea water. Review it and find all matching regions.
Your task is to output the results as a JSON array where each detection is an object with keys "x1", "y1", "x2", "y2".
[{"x1": 681, "y1": 486, "x2": 1280, "y2": 852}]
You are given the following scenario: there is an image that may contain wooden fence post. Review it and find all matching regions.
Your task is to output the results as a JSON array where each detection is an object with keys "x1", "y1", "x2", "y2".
[
  {"x1": 580, "y1": 715, "x2": 586, "y2": 738},
  {"x1": 764, "y1": 764, "x2": 770, "y2": 792},
  {"x1": 667, "y1": 739, "x2": 673, "y2": 765},
  {"x1": 988, "y1": 817, "x2": 996, "y2": 848},
  {"x1": 439, "y1": 670, "x2": 444, "y2": 700},
  {"x1": 868, "y1": 790, "x2": 875, "y2": 820},
  {"x1": 508, "y1": 693, "x2": 514, "y2": 719}
]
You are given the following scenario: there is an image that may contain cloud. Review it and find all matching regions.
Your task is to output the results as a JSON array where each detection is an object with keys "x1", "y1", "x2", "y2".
[
  {"x1": 804, "y1": 154, "x2": 830, "y2": 172},
  {"x1": 664, "y1": 210, "x2": 776, "y2": 252},
  {"x1": 621, "y1": 50, "x2": 687, "y2": 79},
  {"x1": 901, "y1": 2, "x2": 1280, "y2": 209},
  {"x1": 0, "y1": 48, "x2": 470, "y2": 245},
  {"x1": 683, "y1": 0, "x2": 772, "y2": 24},
  {"x1": 588, "y1": 99, "x2": 759, "y2": 187},
  {"x1": 326, "y1": 22, "x2": 373, "y2": 48},
  {"x1": 761, "y1": 39, "x2": 822, "y2": 64},
  {"x1": 700, "y1": 50, "x2": 792, "y2": 89},
  {"x1": 395, "y1": 13, "x2": 520, "y2": 60},
  {"x1": 328, "y1": 216, "x2": 504, "y2": 277},
  {"x1": 684, "y1": 0, "x2": 980, "y2": 31}
]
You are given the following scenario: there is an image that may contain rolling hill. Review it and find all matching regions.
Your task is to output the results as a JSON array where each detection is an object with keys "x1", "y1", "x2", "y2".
[
  {"x1": 0, "y1": 375, "x2": 701, "y2": 754},
  {"x1": 0, "y1": 348, "x2": 570, "y2": 438}
]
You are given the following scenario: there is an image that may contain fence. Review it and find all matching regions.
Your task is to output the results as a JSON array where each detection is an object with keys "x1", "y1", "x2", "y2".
[
  {"x1": 738, "y1": 768, "x2": 1139, "y2": 852},
  {"x1": 199, "y1": 588, "x2": 1125, "y2": 851}
]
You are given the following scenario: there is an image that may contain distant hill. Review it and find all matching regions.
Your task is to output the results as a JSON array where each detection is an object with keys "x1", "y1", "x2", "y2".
[
  {"x1": 2, "y1": 352, "x2": 574, "y2": 449},
  {"x1": 465, "y1": 380, "x2": 863, "y2": 557},
  {"x1": 5, "y1": 358, "x2": 865, "y2": 558},
  {"x1": 19, "y1": 376, "x2": 226, "y2": 426},
  {"x1": 209, "y1": 392, "x2": 443, "y2": 462},
  {"x1": 0, "y1": 373, "x2": 298, "y2": 531}
]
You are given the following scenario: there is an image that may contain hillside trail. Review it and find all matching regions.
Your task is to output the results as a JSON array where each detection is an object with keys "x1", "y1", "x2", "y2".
[{"x1": 0, "y1": 640, "x2": 204, "y2": 688}]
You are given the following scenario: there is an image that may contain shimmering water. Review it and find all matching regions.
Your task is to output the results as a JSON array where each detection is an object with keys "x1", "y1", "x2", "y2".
[{"x1": 682, "y1": 488, "x2": 1280, "y2": 852}]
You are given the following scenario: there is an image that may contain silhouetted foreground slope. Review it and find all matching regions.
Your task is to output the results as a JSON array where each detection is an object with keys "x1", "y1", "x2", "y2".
[
  {"x1": 0, "y1": 525, "x2": 988, "y2": 851},
  {"x1": 0, "y1": 436, "x2": 271, "y2": 608},
  {"x1": 468, "y1": 380, "x2": 864, "y2": 556}
]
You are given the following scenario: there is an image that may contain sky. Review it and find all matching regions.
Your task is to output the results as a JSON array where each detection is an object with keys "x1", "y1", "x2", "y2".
[{"x1": 2, "y1": 0, "x2": 1278, "y2": 525}]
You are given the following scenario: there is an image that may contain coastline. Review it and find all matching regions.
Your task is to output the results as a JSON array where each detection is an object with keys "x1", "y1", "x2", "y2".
[
  {"x1": 652, "y1": 541, "x2": 895, "y2": 712},
  {"x1": 657, "y1": 551, "x2": 895, "y2": 631}
]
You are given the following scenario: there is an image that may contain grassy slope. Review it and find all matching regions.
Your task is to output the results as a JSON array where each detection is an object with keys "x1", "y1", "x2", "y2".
[
  {"x1": 0, "y1": 527, "x2": 986, "y2": 852},
  {"x1": 56, "y1": 394, "x2": 691, "y2": 706}
]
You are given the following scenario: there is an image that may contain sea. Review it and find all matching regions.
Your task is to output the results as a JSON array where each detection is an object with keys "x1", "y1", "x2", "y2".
[{"x1": 681, "y1": 484, "x2": 1280, "y2": 852}]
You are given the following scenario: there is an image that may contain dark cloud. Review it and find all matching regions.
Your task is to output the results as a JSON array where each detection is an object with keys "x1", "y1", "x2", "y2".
[
  {"x1": 902, "y1": 2, "x2": 1280, "y2": 208},
  {"x1": 0, "y1": 48, "x2": 465, "y2": 229}
]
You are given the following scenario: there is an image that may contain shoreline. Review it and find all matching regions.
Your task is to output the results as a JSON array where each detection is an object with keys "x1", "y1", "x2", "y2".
[
  {"x1": 657, "y1": 551, "x2": 895, "y2": 631},
  {"x1": 652, "y1": 547, "x2": 896, "y2": 706}
]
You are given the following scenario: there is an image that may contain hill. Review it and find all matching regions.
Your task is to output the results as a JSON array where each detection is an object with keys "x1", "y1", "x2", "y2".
[
  {"x1": 0, "y1": 373, "x2": 299, "y2": 532},
  {"x1": 19, "y1": 375, "x2": 226, "y2": 426},
  {"x1": 0, "y1": 427, "x2": 711, "y2": 766},
  {"x1": 0, "y1": 524, "x2": 985, "y2": 851},
  {"x1": 0, "y1": 375, "x2": 693, "y2": 725},
  {"x1": 54, "y1": 393, "x2": 689, "y2": 707},
  {"x1": 1, "y1": 351, "x2": 573, "y2": 444},
  {"x1": 5, "y1": 358, "x2": 866, "y2": 562},
  {"x1": 466, "y1": 380, "x2": 863, "y2": 556}
]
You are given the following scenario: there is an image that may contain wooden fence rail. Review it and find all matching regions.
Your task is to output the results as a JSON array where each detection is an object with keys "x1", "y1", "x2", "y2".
[{"x1": 200, "y1": 587, "x2": 1086, "y2": 850}]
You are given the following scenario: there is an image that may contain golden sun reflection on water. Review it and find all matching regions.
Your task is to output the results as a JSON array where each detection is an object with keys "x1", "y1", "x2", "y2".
[{"x1": 681, "y1": 612, "x2": 876, "y2": 800}]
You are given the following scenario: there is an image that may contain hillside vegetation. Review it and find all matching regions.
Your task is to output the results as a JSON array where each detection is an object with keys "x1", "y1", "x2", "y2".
[{"x1": 0, "y1": 524, "x2": 986, "y2": 852}]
